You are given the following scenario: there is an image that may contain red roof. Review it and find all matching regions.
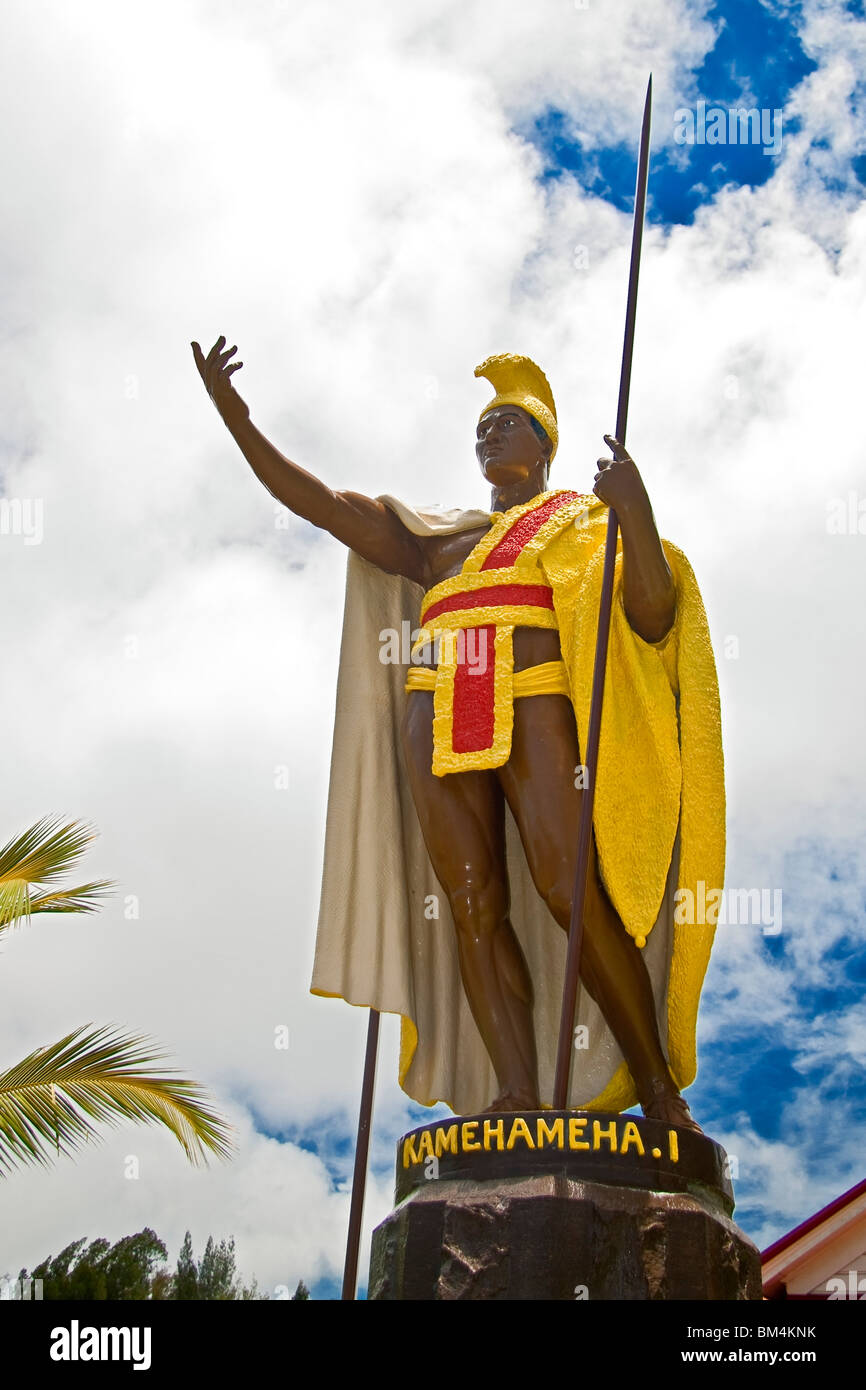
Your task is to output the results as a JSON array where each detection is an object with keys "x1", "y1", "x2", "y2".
[{"x1": 761, "y1": 1176, "x2": 866, "y2": 1264}]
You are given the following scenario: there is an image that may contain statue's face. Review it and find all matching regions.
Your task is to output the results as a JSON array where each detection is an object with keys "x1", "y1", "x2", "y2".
[{"x1": 476, "y1": 405, "x2": 548, "y2": 485}]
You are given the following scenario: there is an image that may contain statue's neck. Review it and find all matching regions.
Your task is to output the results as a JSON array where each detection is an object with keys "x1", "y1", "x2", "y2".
[{"x1": 490, "y1": 470, "x2": 549, "y2": 514}]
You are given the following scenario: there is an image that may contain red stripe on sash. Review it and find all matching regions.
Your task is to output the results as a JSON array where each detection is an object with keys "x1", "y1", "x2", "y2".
[
  {"x1": 452, "y1": 625, "x2": 496, "y2": 752},
  {"x1": 482, "y1": 490, "x2": 580, "y2": 570},
  {"x1": 423, "y1": 583, "x2": 554, "y2": 625}
]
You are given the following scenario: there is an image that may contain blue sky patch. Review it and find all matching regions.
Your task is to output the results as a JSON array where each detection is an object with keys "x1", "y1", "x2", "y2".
[{"x1": 523, "y1": 0, "x2": 818, "y2": 225}]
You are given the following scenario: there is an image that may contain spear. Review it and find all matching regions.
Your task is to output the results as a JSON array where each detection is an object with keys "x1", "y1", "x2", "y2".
[
  {"x1": 552, "y1": 75, "x2": 653, "y2": 1109},
  {"x1": 341, "y1": 1008, "x2": 380, "y2": 1300}
]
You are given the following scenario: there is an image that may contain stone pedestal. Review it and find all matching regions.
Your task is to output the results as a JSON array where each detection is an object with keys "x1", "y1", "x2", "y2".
[{"x1": 368, "y1": 1111, "x2": 762, "y2": 1301}]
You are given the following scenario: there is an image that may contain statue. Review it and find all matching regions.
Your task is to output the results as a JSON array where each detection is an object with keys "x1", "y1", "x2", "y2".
[{"x1": 191, "y1": 337, "x2": 724, "y2": 1134}]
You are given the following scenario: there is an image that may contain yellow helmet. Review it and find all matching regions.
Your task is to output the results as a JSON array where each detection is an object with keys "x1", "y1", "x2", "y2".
[{"x1": 475, "y1": 353, "x2": 558, "y2": 461}]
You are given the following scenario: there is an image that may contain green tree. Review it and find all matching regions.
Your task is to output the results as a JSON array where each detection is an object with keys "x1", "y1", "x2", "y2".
[
  {"x1": 22, "y1": 1228, "x2": 169, "y2": 1300},
  {"x1": 0, "y1": 818, "x2": 233, "y2": 1172},
  {"x1": 292, "y1": 1279, "x2": 310, "y2": 1300},
  {"x1": 16, "y1": 1227, "x2": 286, "y2": 1301},
  {"x1": 100, "y1": 1229, "x2": 168, "y2": 1300},
  {"x1": 171, "y1": 1229, "x2": 262, "y2": 1300},
  {"x1": 173, "y1": 1230, "x2": 199, "y2": 1300},
  {"x1": 198, "y1": 1235, "x2": 240, "y2": 1300}
]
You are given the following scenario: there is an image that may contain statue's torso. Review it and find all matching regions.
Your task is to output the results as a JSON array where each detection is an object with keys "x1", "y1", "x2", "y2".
[{"x1": 418, "y1": 523, "x2": 563, "y2": 672}]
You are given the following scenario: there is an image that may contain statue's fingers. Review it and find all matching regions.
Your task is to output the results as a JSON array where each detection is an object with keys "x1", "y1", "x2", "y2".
[
  {"x1": 215, "y1": 349, "x2": 237, "y2": 380},
  {"x1": 217, "y1": 343, "x2": 238, "y2": 367},
  {"x1": 203, "y1": 336, "x2": 226, "y2": 390},
  {"x1": 225, "y1": 361, "x2": 243, "y2": 376},
  {"x1": 205, "y1": 335, "x2": 226, "y2": 366},
  {"x1": 603, "y1": 433, "x2": 631, "y2": 461},
  {"x1": 191, "y1": 341, "x2": 206, "y2": 376}
]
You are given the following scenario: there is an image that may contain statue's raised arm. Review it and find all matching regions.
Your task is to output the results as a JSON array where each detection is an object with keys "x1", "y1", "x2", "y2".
[{"x1": 191, "y1": 336, "x2": 426, "y2": 584}]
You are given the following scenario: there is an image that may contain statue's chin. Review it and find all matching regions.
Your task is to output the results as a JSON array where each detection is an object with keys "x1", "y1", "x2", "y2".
[{"x1": 481, "y1": 464, "x2": 532, "y2": 487}]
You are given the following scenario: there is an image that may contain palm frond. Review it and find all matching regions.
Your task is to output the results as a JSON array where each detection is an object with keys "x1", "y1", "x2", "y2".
[
  {"x1": 0, "y1": 817, "x2": 115, "y2": 935},
  {"x1": 0, "y1": 880, "x2": 31, "y2": 933},
  {"x1": 26, "y1": 882, "x2": 116, "y2": 916},
  {"x1": 0, "y1": 816, "x2": 97, "y2": 884},
  {"x1": 0, "y1": 1026, "x2": 235, "y2": 1175}
]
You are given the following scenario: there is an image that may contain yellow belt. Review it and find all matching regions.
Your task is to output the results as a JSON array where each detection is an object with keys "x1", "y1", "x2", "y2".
[{"x1": 405, "y1": 659, "x2": 570, "y2": 699}]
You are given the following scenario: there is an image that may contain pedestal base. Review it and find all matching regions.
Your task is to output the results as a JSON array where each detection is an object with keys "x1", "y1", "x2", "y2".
[{"x1": 369, "y1": 1111, "x2": 762, "y2": 1301}]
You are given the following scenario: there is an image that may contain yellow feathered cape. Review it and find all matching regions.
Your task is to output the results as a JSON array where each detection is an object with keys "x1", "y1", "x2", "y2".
[{"x1": 311, "y1": 492, "x2": 724, "y2": 1114}]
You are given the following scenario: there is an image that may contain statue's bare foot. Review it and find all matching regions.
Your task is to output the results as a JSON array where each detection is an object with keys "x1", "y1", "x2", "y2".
[
  {"x1": 485, "y1": 1090, "x2": 539, "y2": 1113},
  {"x1": 641, "y1": 1082, "x2": 703, "y2": 1134}
]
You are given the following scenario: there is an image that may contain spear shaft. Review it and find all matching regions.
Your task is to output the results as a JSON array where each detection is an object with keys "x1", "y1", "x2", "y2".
[
  {"x1": 341, "y1": 1008, "x2": 380, "y2": 1300},
  {"x1": 552, "y1": 75, "x2": 653, "y2": 1109}
]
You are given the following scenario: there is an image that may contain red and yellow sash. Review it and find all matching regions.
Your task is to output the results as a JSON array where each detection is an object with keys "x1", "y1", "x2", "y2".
[{"x1": 409, "y1": 490, "x2": 593, "y2": 774}]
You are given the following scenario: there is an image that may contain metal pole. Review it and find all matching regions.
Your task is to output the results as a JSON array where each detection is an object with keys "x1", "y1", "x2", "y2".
[
  {"x1": 341, "y1": 1008, "x2": 380, "y2": 1300},
  {"x1": 552, "y1": 75, "x2": 653, "y2": 1110}
]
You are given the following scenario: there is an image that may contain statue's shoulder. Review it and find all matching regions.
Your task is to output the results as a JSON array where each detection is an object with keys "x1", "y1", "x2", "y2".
[{"x1": 377, "y1": 493, "x2": 491, "y2": 539}]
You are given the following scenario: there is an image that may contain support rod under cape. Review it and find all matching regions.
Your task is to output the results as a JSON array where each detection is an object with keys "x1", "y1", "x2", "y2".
[
  {"x1": 552, "y1": 75, "x2": 653, "y2": 1110},
  {"x1": 341, "y1": 1007, "x2": 380, "y2": 1300}
]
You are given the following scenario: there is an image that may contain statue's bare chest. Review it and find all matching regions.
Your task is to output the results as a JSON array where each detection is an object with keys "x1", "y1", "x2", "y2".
[{"x1": 422, "y1": 526, "x2": 491, "y2": 585}]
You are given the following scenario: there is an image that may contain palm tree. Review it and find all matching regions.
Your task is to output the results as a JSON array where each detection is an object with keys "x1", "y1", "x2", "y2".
[{"x1": 0, "y1": 817, "x2": 233, "y2": 1174}]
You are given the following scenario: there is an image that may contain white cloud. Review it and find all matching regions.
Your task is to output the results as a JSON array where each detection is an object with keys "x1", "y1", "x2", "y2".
[{"x1": 0, "y1": 0, "x2": 864, "y2": 1285}]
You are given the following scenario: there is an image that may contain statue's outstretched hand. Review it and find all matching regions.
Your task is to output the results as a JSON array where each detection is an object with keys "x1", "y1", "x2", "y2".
[{"x1": 191, "y1": 335, "x2": 250, "y2": 429}]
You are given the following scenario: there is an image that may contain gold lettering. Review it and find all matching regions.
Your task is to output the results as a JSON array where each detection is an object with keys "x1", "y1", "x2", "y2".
[
  {"x1": 435, "y1": 1124, "x2": 458, "y2": 1157},
  {"x1": 568, "y1": 1117, "x2": 589, "y2": 1149},
  {"x1": 416, "y1": 1129, "x2": 434, "y2": 1160},
  {"x1": 536, "y1": 1117, "x2": 564, "y2": 1149},
  {"x1": 483, "y1": 1119, "x2": 504, "y2": 1151},
  {"x1": 506, "y1": 1117, "x2": 535, "y2": 1150},
  {"x1": 461, "y1": 1121, "x2": 481, "y2": 1152},
  {"x1": 402, "y1": 1135, "x2": 419, "y2": 1168},
  {"x1": 592, "y1": 1119, "x2": 618, "y2": 1153},
  {"x1": 619, "y1": 1121, "x2": 645, "y2": 1156},
  {"x1": 668, "y1": 1129, "x2": 679, "y2": 1163}
]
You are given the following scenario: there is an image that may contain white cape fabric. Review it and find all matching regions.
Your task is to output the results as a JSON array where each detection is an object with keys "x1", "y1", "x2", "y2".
[{"x1": 310, "y1": 496, "x2": 680, "y2": 1115}]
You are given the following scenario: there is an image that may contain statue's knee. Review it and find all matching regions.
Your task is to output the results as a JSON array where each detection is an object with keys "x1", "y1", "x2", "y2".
[
  {"x1": 448, "y1": 874, "x2": 503, "y2": 937},
  {"x1": 542, "y1": 872, "x2": 573, "y2": 925}
]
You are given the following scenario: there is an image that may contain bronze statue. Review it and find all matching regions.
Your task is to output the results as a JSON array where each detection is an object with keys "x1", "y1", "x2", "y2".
[{"x1": 192, "y1": 337, "x2": 725, "y2": 1132}]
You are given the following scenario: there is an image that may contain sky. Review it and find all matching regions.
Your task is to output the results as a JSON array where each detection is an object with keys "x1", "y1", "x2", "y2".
[{"x1": 0, "y1": 0, "x2": 865, "y2": 1300}]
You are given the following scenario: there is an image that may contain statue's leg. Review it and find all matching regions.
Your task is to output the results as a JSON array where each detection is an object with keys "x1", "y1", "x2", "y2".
[
  {"x1": 402, "y1": 690, "x2": 540, "y2": 1110},
  {"x1": 497, "y1": 689, "x2": 687, "y2": 1115}
]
